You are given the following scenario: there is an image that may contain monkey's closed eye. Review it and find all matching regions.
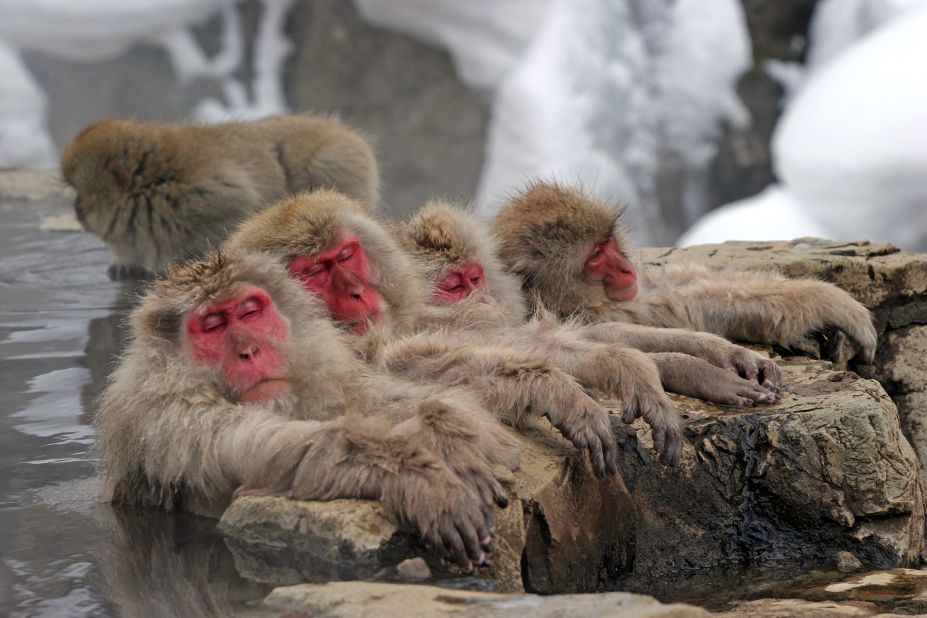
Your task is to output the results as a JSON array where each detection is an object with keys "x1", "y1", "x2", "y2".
[
  {"x1": 238, "y1": 298, "x2": 264, "y2": 320},
  {"x1": 201, "y1": 314, "x2": 227, "y2": 333},
  {"x1": 337, "y1": 245, "x2": 356, "y2": 262}
]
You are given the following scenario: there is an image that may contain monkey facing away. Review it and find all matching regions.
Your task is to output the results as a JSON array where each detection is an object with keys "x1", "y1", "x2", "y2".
[
  {"x1": 226, "y1": 190, "x2": 679, "y2": 467},
  {"x1": 491, "y1": 182, "x2": 878, "y2": 363},
  {"x1": 96, "y1": 249, "x2": 518, "y2": 571},
  {"x1": 61, "y1": 114, "x2": 379, "y2": 280},
  {"x1": 398, "y1": 200, "x2": 783, "y2": 408}
]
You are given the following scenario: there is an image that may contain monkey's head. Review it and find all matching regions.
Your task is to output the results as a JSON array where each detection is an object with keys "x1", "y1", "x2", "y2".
[
  {"x1": 226, "y1": 190, "x2": 428, "y2": 334},
  {"x1": 491, "y1": 182, "x2": 638, "y2": 315},
  {"x1": 399, "y1": 200, "x2": 527, "y2": 319},
  {"x1": 61, "y1": 120, "x2": 167, "y2": 235},
  {"x1": 130, "y1": 249, "x2": 354, "y2": 409}
]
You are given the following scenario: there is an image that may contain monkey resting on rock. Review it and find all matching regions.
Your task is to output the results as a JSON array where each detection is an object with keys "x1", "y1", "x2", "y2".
[
  {"x1": 61, "y1": 113, "x2": 379, "y2": 280},
  {"x1": 226, "y1": 190, "x2": 679, "y2": 467},
  {"x1": 491, "y1": 182, "x2": 878, "y2": 364},
  {"x1": 96, "y1": 249, "x2": 518, "y2": 572},
  {"x1": 398, "y1": 199, "x2": 786, "y2": 408}
]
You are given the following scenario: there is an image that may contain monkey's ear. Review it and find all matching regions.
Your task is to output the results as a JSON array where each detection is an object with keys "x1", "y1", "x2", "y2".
[
  {"x1": 106, "y1": 160, "x2": 132, "y2": 193},
  {"x1": 137, "y1": 307, "x2": 182, "y2": 343}
]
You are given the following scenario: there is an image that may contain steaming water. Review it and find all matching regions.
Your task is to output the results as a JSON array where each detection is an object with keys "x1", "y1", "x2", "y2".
[
  {"x1": 1, "y1": 197, "x2": 925, "y2": 616},
  {"x1": 0, "y1": 199, "x2": 275, "y2": 617}
]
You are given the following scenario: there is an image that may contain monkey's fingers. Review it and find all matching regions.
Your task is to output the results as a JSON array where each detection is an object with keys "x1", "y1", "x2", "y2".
[
  {"x1": 757, "y1": 359, "x2": 784, "y2": 391},
  {"x1": 621, "y1": 406, "x2": 639, "y2": 425}
]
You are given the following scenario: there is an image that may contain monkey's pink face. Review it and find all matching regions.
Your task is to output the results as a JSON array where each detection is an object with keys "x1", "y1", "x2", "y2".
[
  {"x1": 585, "y1": 237, "x2": 638, "y2": 301},
  {"x1": 186, "y1": 286, "x2": 292, "y2": 403},
  {"x1": 289, "y1": 234, "x2": 385, "y2": 334},
  {"x1": 433, "y1": 262, "x2": 488, "y2": 305}
]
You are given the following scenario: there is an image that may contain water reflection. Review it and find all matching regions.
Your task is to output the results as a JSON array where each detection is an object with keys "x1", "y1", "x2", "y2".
[{"x1": 0, "y1": 200, "x2": 272, "y2": 617}]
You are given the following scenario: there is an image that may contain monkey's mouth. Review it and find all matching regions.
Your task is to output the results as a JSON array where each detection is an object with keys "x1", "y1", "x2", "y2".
[
  {"x1": 239, "y1": 378, "x2": 291, "y2": 403},
  {"x1": 345, "y1": 310, "x2": 385, "y2": 334},
  {"x1": 604, "y1": 281, "x2": 639, "y2": 302}
]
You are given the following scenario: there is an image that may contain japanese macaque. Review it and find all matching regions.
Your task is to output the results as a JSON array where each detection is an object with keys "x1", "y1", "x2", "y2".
[
  {"x1": 491, "y1": 182, "x2": 878, "y2": 363},
  {"x1": 61, "y1": 114, "x2": 379, "y2": 280},
  {"x1": 399, "y1": 200, "x2": 782, "y2": 408},
  {"x1": 226, "y1": 190, "x2": 679, "y2": 466},
  {"x1": 96, "y1": 249, "x2": 519, "y2": 571}
]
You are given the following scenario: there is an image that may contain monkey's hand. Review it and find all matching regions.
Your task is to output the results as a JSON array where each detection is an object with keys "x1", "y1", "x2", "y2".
[
  {"x1": 585, "y1": 347, "x2": 682, "y2": 466},
  {"x1": 545, "y1": 394, "x2": 619, "y2": 478},
  {"x1": 696, "y1": 341, "x2": 784, "y2": 392},
  {"x1": 809, "y1": 285, "x2": 878, "y2": 363},
  {"x1": 650, "y1": 353, "x2": 780, "y2": 407},
  {"x1": 391, "y1": 467, "x2": 505, "y2": 574}
]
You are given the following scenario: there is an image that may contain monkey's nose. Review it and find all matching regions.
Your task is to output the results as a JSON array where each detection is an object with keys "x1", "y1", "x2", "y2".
[{"x1": 238, "y1": 344, "x2": 260, "y2": 361}]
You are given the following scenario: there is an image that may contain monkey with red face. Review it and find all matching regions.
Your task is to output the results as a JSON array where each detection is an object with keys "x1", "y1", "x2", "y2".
[
  {"x1": 398, "y1": 200, "x2": 784, "y2": 408},
  {"x1": 491, "y1": 182, "x2": 878, "y2": 363},
  {"x1": 226, "y1": 190, "x2": 681, "y2": 467},
  {"x1": 97, "y1": 249, "x2": 519, "y2": 572}
]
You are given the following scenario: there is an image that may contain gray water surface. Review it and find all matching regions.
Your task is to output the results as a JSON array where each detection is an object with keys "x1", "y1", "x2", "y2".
[{"x1": 0, "y1": 199, "x2": 276, "y2": 617}]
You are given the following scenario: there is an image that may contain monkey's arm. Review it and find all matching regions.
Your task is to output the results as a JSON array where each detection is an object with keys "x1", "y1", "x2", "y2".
[
  {"x1": 647, "y1": 353, "x2": 780, "y2": 406},
  {"x1": 511, "y1": 330, "x2": 683, "y2": 466},
  {"x1": 606, "y1": 266, "x2": 877, "y2": 362},
  {"x1": 575, "y1": 322, "x2": 783, "y2": 390},
  {"x1": 266, "y1": 412, "x2": 505, "y2": 572},
  {"x1": 375, "y1": 335, "x2": 617, "y2": 477}
]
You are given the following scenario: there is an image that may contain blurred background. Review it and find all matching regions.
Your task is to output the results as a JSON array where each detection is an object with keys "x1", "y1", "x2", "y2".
[{"x1": 1, "y1": 0, "x2": 924, "y2": 249}]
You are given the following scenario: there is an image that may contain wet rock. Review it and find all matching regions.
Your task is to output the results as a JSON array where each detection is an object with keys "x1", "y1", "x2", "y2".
[
  {"x1": 610, "y1": 356, "x2": 924, "y2": 590},
  {"x1": 396, "y1": 557, "x2": 431, "y2": 581},
  {"x1": 219, "y1": 425, "x2": 636, "y2": 594},
  {"x1": 0, "y1": 170, "x2": 73, "y2": 206},
  {"x1": 639, "y1": 239, "x2": 927, "y2": 503},
  {"x1": 836, "y1": 551, "x2": 863, "y2": 573},
  {"x1": 718, "y1": 568, "x2": 927, "y2": 616},
  {"x1": 261, "y1": 581, "x2": 710, "y2": 618}
]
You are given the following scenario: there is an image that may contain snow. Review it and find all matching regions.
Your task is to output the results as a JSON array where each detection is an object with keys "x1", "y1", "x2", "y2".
[
  {"x1": 677, "y1": 186, "x2": 828, "y2": 246},
  {"x1": 774, "y1": 3, "x2": 927, "y2": 250},
  {"x1": 0, "y1": 42, "x2": 56, "y2": 169},
  {"x1": 474, "y1": 0, "x2": 751, "y2": 244},
  {"x1": 683, "y1": 2, "x2": 927, "y2": 250},
  {"x1": 0, "y1": 0, "x2": 297, "y2": 169},
  {"x1": 353, "y1": 0, "x2": 548, "y2": 93}
]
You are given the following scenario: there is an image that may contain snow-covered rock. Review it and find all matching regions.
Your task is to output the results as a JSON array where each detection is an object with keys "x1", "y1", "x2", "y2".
[
  {"x1": 0, "y1": 43, "x2": 55, "y2": 169},
  {"x1": 474, "y1": 0, "x2": 751, "y2": 244},
  {"x1": 774, "y1": 3, "x2": 927, "y2": 251},
  {"x1": 680, "y1": 2, "x2": 927, "y2": 251}
]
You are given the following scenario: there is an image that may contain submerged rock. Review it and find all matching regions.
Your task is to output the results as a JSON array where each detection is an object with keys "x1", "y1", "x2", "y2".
[
  {"x1": 261, "y1": 581, "x2": 710, "y2": 618},
  {"x1": 220, "y1": 425, "x2": 636, "y2": 594}
]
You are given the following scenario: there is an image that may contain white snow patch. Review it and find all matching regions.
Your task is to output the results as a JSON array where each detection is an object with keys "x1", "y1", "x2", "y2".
[
  {"x1": 352, "y1": 0, "x2": 549, "y2": 93},
  {"x1": 0, "y1": 42, "x2": 56, "y2": 169},
  {"x1": 474, "y1": 0, "x2": 751, "y2": 244},
  {"x1": 773, "y1": 3, "x2": 927, "y2": 250},
  {"x1": 677, "y1": 186, "x2": 829, "y2": 246}
]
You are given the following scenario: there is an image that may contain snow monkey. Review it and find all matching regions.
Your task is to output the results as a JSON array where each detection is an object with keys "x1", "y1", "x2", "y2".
[
  {"x1": 226, "y1": 190, "x2": 679, "y2": 467},
  {"x1": 96, "y1": 249, "x2": 519, "y2": 572},
  {"x1": 398, "y1": 200, "x2": 784, "y2": 408},
  {"x1": 61, "y1": 114, "x2": 379, "y2": 280},
  {"x1": 491, "y1": 182, "x2": 878, "y2": 364}
]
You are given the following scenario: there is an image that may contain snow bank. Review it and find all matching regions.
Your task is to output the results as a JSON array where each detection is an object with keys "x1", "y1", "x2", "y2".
[
  {"x1": 474, "y1": 0, "x2": 751, "y2": 244},
  {"x1": 773, "y1": 3, "x2": 927, "y2": 250},
  {"x1": 0, "y1": 43, "x2": 56, "y2": 169},
  {"x1": 681, "y1": 1, "x2": 927, "y2": 251},
  {"x1": 677, "y1": 186, "x2": 828, "y2": 246},
  {"x1": 353, "y1": 0, "x2": 548, "y2": 93}
]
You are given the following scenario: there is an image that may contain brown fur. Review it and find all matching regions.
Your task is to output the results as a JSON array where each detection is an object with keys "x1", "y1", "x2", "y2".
[
  {"x1": 61, "y1": 114, "x2": 379, "y2": 278},
  {"x1": 492, "y1": 181, "x2": 878, "y2": 363},
  {"x1": 398, "y1": 199, "x2": 528, "y2": 320},
  {"x1": 96, "y1": 249, "x2": 518, "y2": 569},
  {"x1": 224, "y1": 191, "x2": 626, "y2": 472}
]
